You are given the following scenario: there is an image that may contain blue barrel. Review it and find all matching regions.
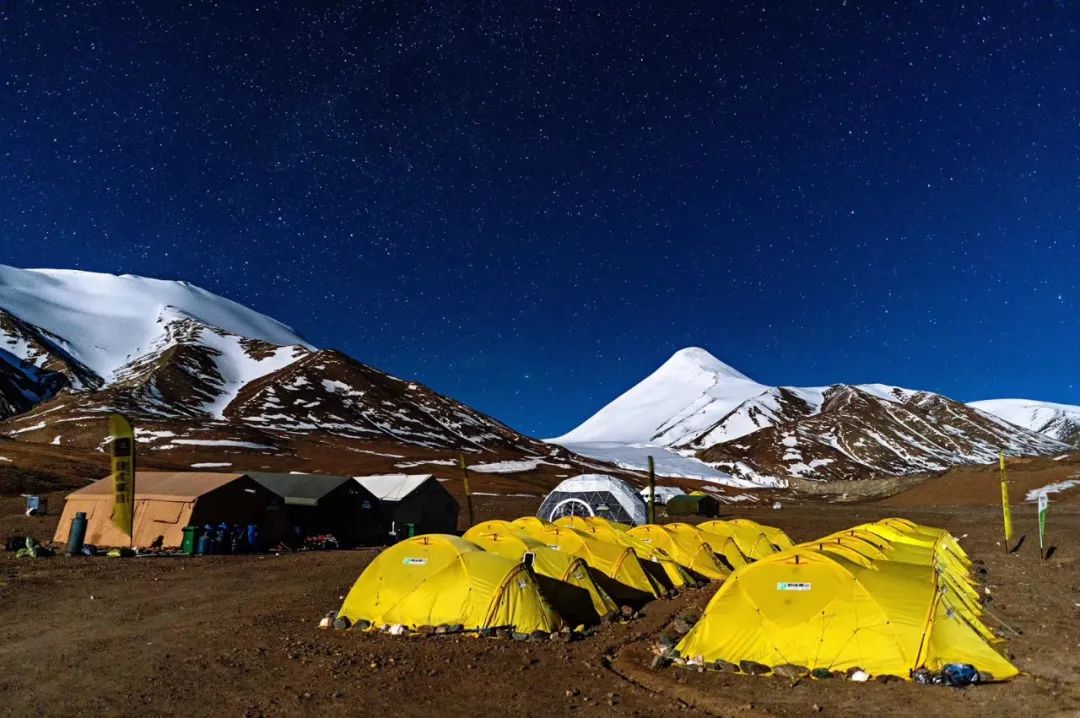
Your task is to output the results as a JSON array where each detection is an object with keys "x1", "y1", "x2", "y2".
[
  {"x1": 66, "y1": 512, "x2": 88, "y2": 555},
  {"x1": 216, "y1": 522, "x2": 230, "y2": 554},
  {"x1": 246, "y1": 524, "x2": 260, "y2": 552},
  {"x1": 197, "y1": 524, "x2": 215, "y2": 555}
]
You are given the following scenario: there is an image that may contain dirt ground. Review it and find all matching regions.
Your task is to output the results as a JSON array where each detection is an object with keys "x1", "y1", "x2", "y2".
[{"x1": 2, "y1": 494, "x2": 1079, "y2": 718}]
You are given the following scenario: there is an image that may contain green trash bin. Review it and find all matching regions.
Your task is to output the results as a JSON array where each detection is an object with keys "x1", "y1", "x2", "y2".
[
  {"x1": 181, "y1": 525, "x2": 199, "y2": 556},
  {"x1": 406, "y1": 522, "x2": 416, "y2": 538}
]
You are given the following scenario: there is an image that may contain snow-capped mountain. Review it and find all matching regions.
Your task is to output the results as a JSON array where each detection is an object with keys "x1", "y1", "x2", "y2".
[
  {"x1": 551, "y1": 348, "x2": 1071, "y2": 486},
  {"x1": 0, "y1": 266, "x2": 575, "y2": 477},
  {"x1": 968, "y1": 399, "x2": 1080, "y2": 447}
]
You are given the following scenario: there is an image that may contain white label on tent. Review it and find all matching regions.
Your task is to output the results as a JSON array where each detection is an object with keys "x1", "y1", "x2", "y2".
[
  {"x1": 547, "y1": 545, "x2": 560, "y2": 551},
  {"x1": 777, "y1": 582, "x2": 811, "y2": 592},
  {"x1": 402, "y1": 557, "x2": 427, "y2": 566}
]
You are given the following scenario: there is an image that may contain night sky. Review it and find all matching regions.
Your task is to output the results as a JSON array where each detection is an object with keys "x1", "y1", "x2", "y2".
[{"x1": 2, "y1": 1, "x2": 1077, "y2": 438}]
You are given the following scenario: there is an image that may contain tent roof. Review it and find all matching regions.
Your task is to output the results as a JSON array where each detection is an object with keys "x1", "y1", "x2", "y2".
[
  {"x1": 68, "y1": 471, "x2": 246, "y2": 501},
  {"x1": 354, "y1": 474, "x2": 436, "y2": 501},
  {"x1": 246, "y1": 472, "x2": 353, "y2": 506}
]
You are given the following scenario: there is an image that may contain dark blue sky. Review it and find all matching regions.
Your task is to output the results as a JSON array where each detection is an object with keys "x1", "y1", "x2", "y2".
[{"x1": 2, "y1": 1, "x2": 1077, "y2": 437}]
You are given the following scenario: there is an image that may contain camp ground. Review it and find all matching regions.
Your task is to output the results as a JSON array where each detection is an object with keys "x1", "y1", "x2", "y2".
[{"x1": 6, "y1": 482, "x2": 1077, "y2": 716}]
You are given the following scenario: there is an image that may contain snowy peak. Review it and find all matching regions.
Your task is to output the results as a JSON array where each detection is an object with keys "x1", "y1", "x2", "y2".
[
  {"x1": 553, "y1": 349, "x2": 1073, "y2": 486},
  {"x1": 0, "y1": 265, "x2": 313, "y2": 382},
  {"x1": 660, "y1": 347, "x2": 756, "y2": 383},
  {"x1": 0, "y1": 266, "x2": 555, "y2": 465},
  {"x1": 969, "y1": 399, "x2": 1080, "y2": 447},
  {"x1": 550, "y1": 347, "x2": 765, "y2": 444}
]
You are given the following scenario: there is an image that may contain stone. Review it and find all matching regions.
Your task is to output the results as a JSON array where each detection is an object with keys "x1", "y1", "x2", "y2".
[
  {"x1": 332, "y1": 617, "x2": 351, "y2": 630},
  {"x1": 772, "y1": 664, "x2": 809, "y2": 679},
  {"x1": 739, "y1": 660, "x2": 771, "y2": 675}
]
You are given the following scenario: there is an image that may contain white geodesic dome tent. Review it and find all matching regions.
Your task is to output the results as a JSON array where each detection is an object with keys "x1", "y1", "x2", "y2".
[
  {"x1": 537, "y1": 474, "x2": 648, "y2": 526},
  {"x1": 639, "y1": 485, "x2": 685, "y2": 506}
]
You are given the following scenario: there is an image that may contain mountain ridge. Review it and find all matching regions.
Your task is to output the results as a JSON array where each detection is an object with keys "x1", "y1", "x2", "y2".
[{"x1": 552, "y1": 347, "x2": 1072, "y2": 485}]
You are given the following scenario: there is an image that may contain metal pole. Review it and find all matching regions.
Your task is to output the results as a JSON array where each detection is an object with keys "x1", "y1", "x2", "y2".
[
  {"x1": 458, "y1": 453, "x2": 475, "y2": 529},
  {"x1": 647, "y1": 455, "x2": 656, "y2": 524}
]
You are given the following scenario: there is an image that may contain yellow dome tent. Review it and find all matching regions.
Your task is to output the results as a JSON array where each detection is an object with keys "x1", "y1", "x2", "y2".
[
  {"x1": 338, "y1": 534, "x2": 561, "y2": 634},
  {"x1": 626, "y1": 524, "x2": 730, "y2": 581},
  {"x1": 463, "y1": 522, "x2": 617, "y2": 624},
  {"x1": 728, "y1": 518, "x2": 795, "y2": 551},
  {"x1": 698, "y1": 519, "x2": 783, "y2": 560},
  {"x1": 511, "y1": 517, "x2": 664, "y2": 603},
  {"x1": 553, "y1": 516, "x2": 696, "y2": 590},
  {"x1": 675, "y1": 545, "x2": 1017, "y2": 681},
  {"x1": 692, "y1": 521, "x2": 751, "y2": 569}
]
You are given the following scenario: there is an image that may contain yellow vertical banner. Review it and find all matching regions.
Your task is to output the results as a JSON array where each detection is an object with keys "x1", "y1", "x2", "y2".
[
  {"x1": 109, "y1": 414, "x2": 136, "y2": 540},
  {"x1": 999, "y1": 451, "x2": 1013, "y2": 547}
]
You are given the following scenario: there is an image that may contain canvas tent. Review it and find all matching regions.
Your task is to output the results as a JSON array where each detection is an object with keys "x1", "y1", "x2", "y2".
[
  {"x1": 638, "y1": 485, "x2": 685, "y2": 506},
  {"x1": 664, "y1": 493, "x2": 720, "y2": 517},
  {"x1": 53, "y1": 471, "x2": 287, "y2": 549},
  {"x1": 354, "y1": 474, "x2": 459, "y2": 539},
  {"x1": 338, "y1": 534, "x2": 561, "y2": 634},
  {"x1": 537, "y1": 474, "x2": 648, "y2": 526},
  {"x1": 247, "y1": 473, "x2": 383, "y2": 546}
]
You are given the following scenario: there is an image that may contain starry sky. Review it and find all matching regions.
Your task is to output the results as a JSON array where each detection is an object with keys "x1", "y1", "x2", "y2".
[{"x1": 2, "y1": 1, "x2": 1077, "y2": 438}]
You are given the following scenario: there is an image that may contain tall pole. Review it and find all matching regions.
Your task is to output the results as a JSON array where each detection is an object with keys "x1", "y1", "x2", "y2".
[
  {"x1": 458, "y1": 453, "x2": 475, "y2": 529},
  {"x1": 647, "y1": 455, "x2": 656, "y2": 525},
  {"x1": 999, "y1": 451, "x2": 1013, "y2": 553}
]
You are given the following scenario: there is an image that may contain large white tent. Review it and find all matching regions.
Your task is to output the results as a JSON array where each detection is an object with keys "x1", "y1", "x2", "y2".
[{"x1": 537, "y1": 474, "x2": 648, "y2": 526}]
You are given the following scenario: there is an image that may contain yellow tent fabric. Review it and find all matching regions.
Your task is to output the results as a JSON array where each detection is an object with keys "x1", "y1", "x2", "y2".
[
  {"x1": 728, "y1": 518, "x2": 795, "y2": 552},
  {"x1": 554, "y1": 516, "x2": 695, "y2": 590},
  {"x1": 693, "y1": 522, "x2": 751, "y2": 569},
  {"x1": 511, "y1": 517, "x2": 664, "y2": 602},
  {"x1": 463, "y1": 522, "x2": 616, "y2": 624},
  {"x1": 338, "y1": 534, "x2": 561, "y2": 634},
  {"x1": 627, "y1": 524, "x2": 730, "y2": 581},
  {"x1": 676, "y1": 544, "x2": 1017, "y2": 681},
  {"x1": 698, "y1": 520, "x2": 781, "y2": 560}
]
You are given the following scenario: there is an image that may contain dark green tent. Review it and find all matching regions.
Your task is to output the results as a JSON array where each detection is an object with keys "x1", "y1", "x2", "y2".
[
  {"x1": 664, "y1": 493, "x2": 720, "y2": 518},
  {"x1": 247, "y1": 473, "x2": 383, "y2": 545}
]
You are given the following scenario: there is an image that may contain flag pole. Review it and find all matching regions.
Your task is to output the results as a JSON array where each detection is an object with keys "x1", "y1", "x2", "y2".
[
  {"x1": 647, "y1": 455, "x2": 656, "y2": 524},
  {"x1": 458, "y1": 453, "x2": 475, "y2": 529},
  {"x1": 999, "y1": 451, "x2": 1013, "y2": 553}
]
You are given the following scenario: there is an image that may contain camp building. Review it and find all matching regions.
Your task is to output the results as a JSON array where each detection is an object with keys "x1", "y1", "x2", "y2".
[
  {"x1": 353, "y1": 474, "x2": 459, "y2": 538},
  {"x1": 247, "y1": 472, "x2": 383, "y2": 545},
  {"x1": 53, "y1": 471, "x2": 288, "y2": 549}
]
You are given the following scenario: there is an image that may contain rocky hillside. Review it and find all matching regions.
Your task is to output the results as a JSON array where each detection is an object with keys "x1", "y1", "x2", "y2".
[{"x1": 0, "y1": 266, "x2": 599, "y2": 485}]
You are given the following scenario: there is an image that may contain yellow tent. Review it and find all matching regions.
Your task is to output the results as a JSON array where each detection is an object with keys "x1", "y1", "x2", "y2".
[
  {"x1": 728, "y1": 518, "x2": 795, "y2": 551},
  {"x1": 463, "y1": 522, "x2": 617, "y2": 624},
  {"x1": 626, "y1": 524, "x2": 729, "y2": 581},
  {"x1": 692, "y1": 521, "x2": 751, "y2": 569},
  {"x1": 554, "y1": 516, "x2": 695, "y2": 590},
  {"x1": 338, "y1": 534, "x2": 561, "y2": 634},
  {"x1": 698, "y1": 519, "x2": 781, "y2": 560},
  {"x1": 675, "y1": 545, "x2": 1017, "y2": 681},
  {"x1": 511, "y1": 517, "x2": 664, "y2": 603}
]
